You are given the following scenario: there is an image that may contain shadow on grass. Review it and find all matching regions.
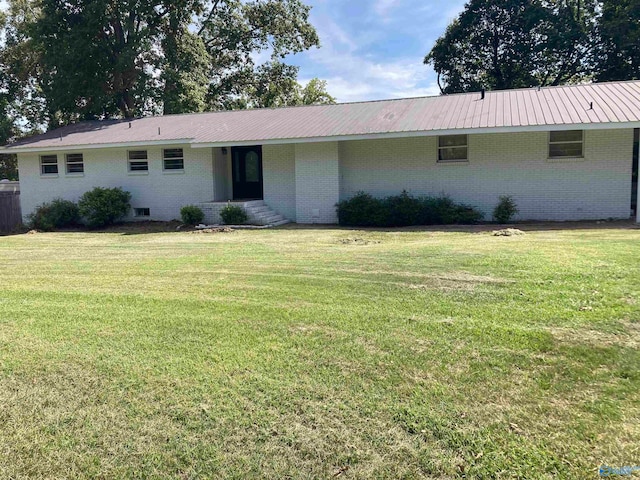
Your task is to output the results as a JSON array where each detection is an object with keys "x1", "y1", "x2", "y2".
[
  {"x1": 281, "y1": 219, "x2": 638, "y2": 234},
  {"x1": 3, "y1": 219, "x2": 637, "y2": 237}
]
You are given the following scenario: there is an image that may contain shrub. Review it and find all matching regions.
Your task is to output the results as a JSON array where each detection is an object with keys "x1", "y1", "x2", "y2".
[
  {"x1": 28, "y1": 198, "x2": 80, "y2": 231},
  {"x1": 220, "y1": 204, "x2": 248, "y2": 225},
  {"x1": 384, "y1": 191, "x2": 423, "y2": 227},
  {"x1": 420, "y1": 196, "x2": 456, "y2": 224},
  {"x1": 336, "y1": 192, "x2": 387, "y2": 226},
  {"x1": 180, "y1": 205, "x2": 205, "y2": 226},
  {"x1": 452, "y1": 204, "x2": 485, "y2": 224},
  {"x1": 78, "y1": 187, "x2": 131, "y2": 228},
  {"x1": 336, "y1": 191, "x2": 484, "y2": 227},
  {"x1": 493, "y1": 195, "x2": 519, "y2": 223}
]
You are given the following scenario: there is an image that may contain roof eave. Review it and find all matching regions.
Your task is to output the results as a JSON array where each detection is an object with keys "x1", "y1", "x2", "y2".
[
  {"x1": 190, "y1": 121, "x2": 640, "y2": 148},
  {"x1": 0, "y1": 138, "x2": 195, "y2": 155},
  {"x1": 2, "y1": 121, "x2": 639, "y2": 153}
]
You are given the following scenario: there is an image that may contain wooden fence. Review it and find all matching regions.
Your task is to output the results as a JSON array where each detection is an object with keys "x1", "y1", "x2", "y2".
[{"x1": 0, "y1": 192, "x2": 22, "y2": 232}]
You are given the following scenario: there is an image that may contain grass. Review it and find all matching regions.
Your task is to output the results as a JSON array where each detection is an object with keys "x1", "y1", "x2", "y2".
[{"x1": 0, "y1": 224, "x2": 638, "y2": 479}]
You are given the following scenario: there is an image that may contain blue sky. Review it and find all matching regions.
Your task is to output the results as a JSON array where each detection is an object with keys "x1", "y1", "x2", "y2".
[
  {"x1": 0, "y1": 0, "x2": 466, "y2": 103},
  {"x1": 287, "y1": 0, "x2": 467, "y2": 102}
]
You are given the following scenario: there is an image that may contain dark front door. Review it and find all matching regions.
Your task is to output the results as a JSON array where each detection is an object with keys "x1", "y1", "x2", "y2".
[{"x1": 232, "y1": 146, "x2": 263, "y2": 200}]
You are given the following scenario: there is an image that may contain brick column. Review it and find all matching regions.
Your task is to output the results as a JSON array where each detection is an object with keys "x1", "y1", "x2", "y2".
[{"x1": 295, "y1": 142, "x2": 339, "y2": 224}]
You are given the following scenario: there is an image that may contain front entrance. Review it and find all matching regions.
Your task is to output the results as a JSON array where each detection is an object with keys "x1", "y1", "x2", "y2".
[{"x1": 232, "y1": 146, "x2": 263, "y2": 200}]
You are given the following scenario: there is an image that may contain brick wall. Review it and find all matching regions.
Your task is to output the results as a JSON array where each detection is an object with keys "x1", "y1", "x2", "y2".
[
  {"x1": 339, "y1": 129, "x2": 633, "y2": 221},
  {"x1": 295, "y1": 142, "x2": 339, "y2": 224},
  {"x1": 263, "y1": 144, "x2": 296, "y2": 221},
  {"x1": 212, "y1": 147, "x2": 230, "y2": 201},
  {"x1": 17, "y1": 128, "x2": 635, "y2": 225},
  {"x1": 18, "y1": 145, "x2": 215, "y2": 222}
]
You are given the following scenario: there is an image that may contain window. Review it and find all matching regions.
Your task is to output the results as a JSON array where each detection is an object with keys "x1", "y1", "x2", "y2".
[
  {"x1": 65, "y1": 153, "x2": 84, "y2": 174},
  {"x1": 438, "y1": 135, "x2": 468, "y2": 162},
  {"x1": 134, "y1": 208, "x2": 150, "y2": 217},
  {"x1": 549, "y1": 130, "x2": 584, "y2": 158},
  {"x1": 245, "y1": 151, "x2": 260, "y2": 182},
  {"x1": 40, "y1": 155, "x2": 58, "y2": 175},
  {"x1": 163, "y1": 148, "x2": 184, "y2": 170},
  {"x1": 128, "y1": 150, "x2": 149, "y2": 171}
]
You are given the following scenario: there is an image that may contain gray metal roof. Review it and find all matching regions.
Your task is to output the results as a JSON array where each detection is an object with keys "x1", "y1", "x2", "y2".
[{"x1": 3, "y1": 80, "x2": 640, "y2": 152}]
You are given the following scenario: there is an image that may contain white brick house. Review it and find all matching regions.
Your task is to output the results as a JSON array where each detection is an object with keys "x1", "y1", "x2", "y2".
[{"x1": 2, "y1": 81, "x2": 640, "y2": 224}]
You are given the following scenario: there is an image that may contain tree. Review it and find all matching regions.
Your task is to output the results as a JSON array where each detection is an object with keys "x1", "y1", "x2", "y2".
[
  {"x1": 225, "y1": 64, "x2": 336, "y2": 109},
  {"x1": 425, "y1": 0, "x2": 598, "y2": 94},
  {"x1": 299, "y1": 78, "x2": 336, "y2": 105},
  {"x1": 0, "y1": 0, "x2": 325, "y2": 128},
  {"x1": 0, "y1": 44, "x2": 18, "y2": 180},
  {"x1": 0, "y1": 156, "x2": 18, "y2": 180},
  {"x1": 596, "y1": 0, "x2": 640, "y2": 81}
]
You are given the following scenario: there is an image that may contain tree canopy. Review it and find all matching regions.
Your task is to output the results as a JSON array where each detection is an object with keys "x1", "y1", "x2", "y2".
[
  {"x1": 424, "y1": 0, "x2": 640, "y2": 94},
  {"x1": 0, "y1": 0, "x2": 334, "y2": 132},
  {"x1": 596, "y1": 0, "x2": 640, "y2": 82}
]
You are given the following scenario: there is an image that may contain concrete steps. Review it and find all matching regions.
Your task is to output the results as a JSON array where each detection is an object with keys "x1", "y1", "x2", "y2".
[
  {"x1": 244, "y1": 202, "x2": 290, "y2": 226},
  {"x1": 199, "y1": 200, "x2": 291, "y2": 227}
]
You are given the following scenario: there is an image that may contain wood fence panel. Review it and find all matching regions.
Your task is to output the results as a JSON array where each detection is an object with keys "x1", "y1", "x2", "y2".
[{"x1": 0, "y1": 192, "x2": 22, "y2": 232}]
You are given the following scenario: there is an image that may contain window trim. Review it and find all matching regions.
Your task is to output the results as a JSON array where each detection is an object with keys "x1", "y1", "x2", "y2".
[
  {"x1": 548, "y1": 130, "x2": 584, "y2": 159},
  {"x1": 162, "y1": 148, "x2": 185, "y2": 172},
  {"x1": 437, "y1": 134, "x2": 469, "y2": 163},
  {"x1": 65, "y1": 153, "x2": 85, "y2": 175},
  {"x1": 40, "y1": 154, "x2": 59, "y2": 176},
  {"x1": 128, "y1": 149, "x2": 149, "y2": 173}
]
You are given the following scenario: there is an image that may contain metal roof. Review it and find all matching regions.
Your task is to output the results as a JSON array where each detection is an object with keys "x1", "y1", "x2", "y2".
[{"x1": 3, "y1": 80, "x2": 640, "y2": 153}]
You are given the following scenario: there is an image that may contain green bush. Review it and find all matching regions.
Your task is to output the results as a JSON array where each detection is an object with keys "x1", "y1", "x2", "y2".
[
  {"x1": 28, "y1": 198, "x2": 80, "y2": 231},
  {"x1": 336, "y1": 191, "x2": 484, "y2": 227},
  {"x1": 220, "y1": 204, "x2": 248, "y2": 225},
  {"x1": 180, "y1": 205, "x2": 205, "y2": 226},
  {"x1": 385, "y1": 191, "x2": 423, "y2": 226},
  {"x1": 78, "y1": 187, "x2": 131, "y2": 228},
  {"x1": 420, "y1": 196, "x2": 456, "y2": 224},
  {"x1": 421, "y1": 196, "x2": 485, "y2": 225},
  {"x1": 493, "y1": 195, "x2": 519, "y2": 223},
  {"x1": 336, "y1": 192, "x2": 386, "y2": 226},
  {"x1": 451, "y1": 204, "x2": 485, "y2": 224}
]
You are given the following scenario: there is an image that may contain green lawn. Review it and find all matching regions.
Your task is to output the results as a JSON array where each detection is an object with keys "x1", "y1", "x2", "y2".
[{"x1": 0, "y1": 225, "x2": 638, "y2": 479}]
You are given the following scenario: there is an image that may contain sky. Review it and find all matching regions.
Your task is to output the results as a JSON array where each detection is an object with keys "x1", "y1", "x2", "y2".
[
  {"x1": 0, "y1": 0, "x2": 467, "y2": 103},
  {"x1": 287, "y1": 0, "x2": 467, "y2": 102}
]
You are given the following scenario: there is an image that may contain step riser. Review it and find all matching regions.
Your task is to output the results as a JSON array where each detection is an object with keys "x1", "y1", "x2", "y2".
[
  {"x1": 246, "y1": 208, "x2": 272, "y2": 215},
  {"x1": 200, "y1": 201, "x2": 288, "y2": 226},
  {"x1": 250, "y1": 212, "x2": 284, "y2": 219}
]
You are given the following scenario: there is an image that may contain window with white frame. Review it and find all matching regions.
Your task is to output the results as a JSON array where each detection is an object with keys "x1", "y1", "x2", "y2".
[
  {"x1": 438, "y1": 135, "x2": 468, "y2": 162},
  {"x1": 40, "y1": 154, "x2": 58, "y2": 175},
  {"x1": 65, "y1": 153, "x2": 84, "y2": 174},
  {"x1": 128, "y1": 150, "x2": 149, "y2": 171},
  {"x1": 163, "y1": 148, "x2": 184, "y2": 170},
  {"x1": 549, "y1": 130, "x2": 584, "y2": 158}
]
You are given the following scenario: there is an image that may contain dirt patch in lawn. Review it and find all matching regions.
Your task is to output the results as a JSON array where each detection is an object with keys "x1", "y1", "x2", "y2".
[
  {"x1": 337, "y1": 237, "x2": 381, "y2": 245},
  {"x1": 407, "y1": 272, "x2": 511, "y2": 292},
  {"x1": 97, "y1": 221, "x2": 185, "y2": 234},
  {"x1": 548, "y1": 322, "x2": 640, "y2": 348},
  {"x1": 190, "y1": 227, "x2": 235, "y2": 234},
  {"x1": 493, "y1": 228, "x2": 526, "y2": 236},
  {"x1": 283, "y1": 219, "x2": 638, "y2": 233}
]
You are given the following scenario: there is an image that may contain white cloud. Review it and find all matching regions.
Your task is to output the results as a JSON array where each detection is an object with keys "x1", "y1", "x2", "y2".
[
  {"x1": 288, "y1": 0, "x2": 469, "y2": 102},
  {"x1": 374, "y1": 0, "x2": 400, "y2": 17},
  {"x1": 298, "y1": 13, "x2": 441, "y2": 102}
]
